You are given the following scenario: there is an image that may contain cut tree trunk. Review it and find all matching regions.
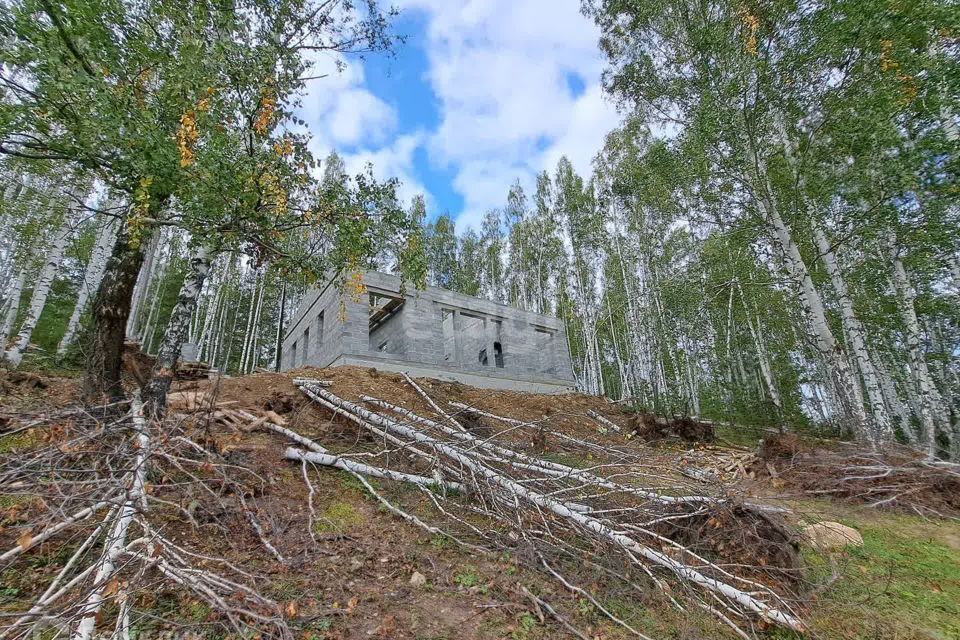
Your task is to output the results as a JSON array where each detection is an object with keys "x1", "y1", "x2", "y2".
[{"x1": 142, "y1": 245, "x2": 213, "y2": 416}]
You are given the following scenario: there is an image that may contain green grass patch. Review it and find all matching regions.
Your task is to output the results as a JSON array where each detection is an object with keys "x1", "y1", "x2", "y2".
[
  {"x1": 540, "y1": 451, "x2": 590, "y2": 469},
  {"x1": 796, "y1": 512, "x2": 960, "y2": 639},
  {"x1": 0, "y1": 430, "x2": 45, "y2": 454},
  {"x1": 313, "y1": 501, "x2": 363, "y2": 534}
]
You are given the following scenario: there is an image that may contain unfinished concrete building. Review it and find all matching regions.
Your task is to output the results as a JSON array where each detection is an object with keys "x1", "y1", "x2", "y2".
[{"x1": 280, "y1": 271, "x2": 576, "y2": 393}]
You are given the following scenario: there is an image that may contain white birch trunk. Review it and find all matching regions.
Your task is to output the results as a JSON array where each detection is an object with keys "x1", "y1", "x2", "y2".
[
  {"x1": 738, "y1": 284, "x2": 781, "y2": 409},
  {"x1": 758, "y1": 122, "x2": 868, "y2": 438},
  {"x1": 811, "y1": 221, "x2": 892, "y2": 442},
  {"x1": 126, "y1": 230, "x2": 160, "y2": 340},
  {"x1": 753, "y1": 171, "x2": 868, "y2": 438},
  {"x1": 0, "y1": 269, "x2": 26, "y2": 349},
  {"x1": 143, "y1": 245, "x2": 213, "y2": 412},
  {"x1": 58, "y1": 217, "x2": 118, "y2": 355},
  {"x1": 239, "y1": 276, "x2": 258, "y2": 374},
  {"x1": 141, "y1": 247, "x2": 170, "y2": 354},
  {"x1": 4, "y1": 217, "x2": 71, "y2": 367},
  {"x1": 875, "y1": 353, "x2": 917, "y2": 445},
  {"x1": 248, "y1": 291, "x2": 264, "y2": 373},
  {"x1": 889, "y1": 238, "x2": 949, "y2": 458}
]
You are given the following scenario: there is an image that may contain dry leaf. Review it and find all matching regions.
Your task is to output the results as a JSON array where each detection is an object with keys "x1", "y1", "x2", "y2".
[
  {"x1": 103, "y1": 578, "x2": 119, "y2": 597},
  {"x1": 16, "y1": 530, "x2": 32, "y2": 550}
]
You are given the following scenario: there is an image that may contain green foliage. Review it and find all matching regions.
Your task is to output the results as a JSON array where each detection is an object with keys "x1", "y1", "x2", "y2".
[
  {"x1": 453, "y1": 567, "x2": 483, "y2": 589},
  {"x1": 511, "y1": 612, "x2": 538, "y2": 640}
]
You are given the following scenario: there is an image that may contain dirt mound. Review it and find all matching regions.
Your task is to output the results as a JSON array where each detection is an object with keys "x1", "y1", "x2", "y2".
[
  {"x1": 0, "y1": 369, "x2": 79, "y2": 413},
  {"x1": 628, "y1": 412, "x2": 715, "y2": 442},
  {"x1": 756, "y1": 435, "x2": 960, "y2": 517},
  {"x1": 656, "y1": 502, "x2": 803, "y2": 584}
]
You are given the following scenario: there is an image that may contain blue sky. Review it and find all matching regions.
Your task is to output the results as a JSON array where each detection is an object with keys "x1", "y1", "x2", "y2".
[{"x1": 299, "y1": 0, "x2": 620, "y2": 231}]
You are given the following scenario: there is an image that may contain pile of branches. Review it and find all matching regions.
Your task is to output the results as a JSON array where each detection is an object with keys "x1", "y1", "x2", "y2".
[
  {"x1": 0, "y1": 393, "x2": 294, "y2": 639},
  {"x1": 756, "y1": 434, "x2": 960, "y2": 517},
  {"x1": 281, "y1": 376, "x2": 806, "y2": 638}
]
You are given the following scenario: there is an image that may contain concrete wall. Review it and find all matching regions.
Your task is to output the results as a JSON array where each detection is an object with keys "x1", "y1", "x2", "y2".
[
  {"x1": 280, "y1": 271, "x2": 576, "y2": 392},
  {"x1": 282, "y1": 280, "x2": 344, "y2": 370}
]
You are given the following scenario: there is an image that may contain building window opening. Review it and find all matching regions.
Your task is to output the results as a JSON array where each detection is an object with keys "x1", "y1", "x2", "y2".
[
  {"x1": 494, "y1": 342, "x2": 504, "y2": 368},
  {"x1": 378, "y1": 340, "x2": 389, "y2": 352},
  {"x1": 303, "y1": 327, "x2": 310, "y2": 361},
  {"x1": 316, "y1": 312, "x2": 325, "y2": 351},
  {"x1": 478, "y1": 348, "x2": 488, "y2": 366},
  {"x1": 441, "y1": 309, "x2": 455, "y2": 362}
]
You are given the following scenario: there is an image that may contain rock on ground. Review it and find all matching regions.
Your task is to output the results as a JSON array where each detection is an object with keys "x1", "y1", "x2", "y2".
[{"x1": 802, "y1": 521, "x2": 864, "y2": 551}]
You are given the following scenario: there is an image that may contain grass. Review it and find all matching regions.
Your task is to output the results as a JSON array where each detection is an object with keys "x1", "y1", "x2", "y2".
[
  {"x1": 795, "y1": 510, "x2": 960, "y2": 640},
  {"x1": 540, "y1": 451, "x2": 592, "y2": 469},
  {"x1": 0, "y1": 429, "x2": 44, "y2": 453},
  {"x1": 313, "y1": 501, "x2": 364, "y2": 534}
]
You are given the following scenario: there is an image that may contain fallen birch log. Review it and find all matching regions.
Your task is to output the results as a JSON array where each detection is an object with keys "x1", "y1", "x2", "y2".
[
  {"x1": 73, "y1": 391, "x2": 151, "y2": 640},
  {"x1": 362, "y1": 394, "x2": 718, "y2": 508},
  {"x1": 285, "y1": 447, "x2": 466, "y2": 493},
  {"x1": 294, "y1": 380, "x2": 805, "y2": 632},
  {"x1": 587, "y1": 409, "x2": 623, "y2": 433}
]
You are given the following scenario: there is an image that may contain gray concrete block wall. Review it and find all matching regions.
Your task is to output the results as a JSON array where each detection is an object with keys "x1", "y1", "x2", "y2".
[
  {"x1": 279, "y1": 271, "x2": 577, "y2": 391},
  {"x1": 281, "y1": 280, "x2": 345, "y2": 370}
]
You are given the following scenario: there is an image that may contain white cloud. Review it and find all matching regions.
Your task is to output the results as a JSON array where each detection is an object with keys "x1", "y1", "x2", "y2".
[
  {"x1": 295, "y1": 2, "x2": 621, "y2": 233},
  {"x1": 342, "y1": 131, "x2": 431, "y2": 210},
  {"x1": 398, "y1": 0, "x2": 621, "y2": 231},
  {"x1": 297, "y1": 54, "x2": 424, "y2": 209},
  {"x1": 298, "y1": 54, "x2": 397, "y2": 150}
]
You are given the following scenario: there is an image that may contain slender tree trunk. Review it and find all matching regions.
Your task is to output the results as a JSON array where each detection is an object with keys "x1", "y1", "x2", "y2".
[
  {"x1": 126, "y1": 231, "x2": 160, "y2": 340},
  {"x1": 0, "y1": 269, "x2": 26, "y2": 350},
  {"x1": 142, "y1": 245, "x2": 213, "y2": 415},
  {"x1": 875, "y1": 352, "x2": 917, "y2": 445},
  {"x1": 58, "y1": 218, "x2": 118, "y2": 356},
  {"x1": 273, "y1": 281, "x2": 286, "y2": 372},
  {"x1": 141, "y1": 246, "x2": 170, "y2": 354},
  {"x1": 811, "y1": 220, "x2": 892, "y2": 442},
  {"x1": 83, "y1": 224, "x2": 150, "y2": 401},
  {"x1": 240, "y1": 274, "x2": 262, "y2": 374},
  {"x1": 755, "y1": 175, "x2": 868, "y2": 439},
  {"x1": 247, "y1": 281, "x2": 265, "y2": 374},
  {"x1": 889, "y1": 238, "x2": 948, "y2": 458},
  {"x1": 737, "y1": 281, "x2": 781, "y2": 411},
  {"x1": 4, "y1": 217, "x2": 71, "y2": 367}
]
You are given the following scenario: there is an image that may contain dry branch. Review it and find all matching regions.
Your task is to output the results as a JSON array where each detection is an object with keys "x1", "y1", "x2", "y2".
[{"x1": 293, "y1": 379, "x2": 805, "y2": 633}]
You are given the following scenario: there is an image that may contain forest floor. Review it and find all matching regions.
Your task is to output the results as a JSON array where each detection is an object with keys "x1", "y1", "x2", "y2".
[{"x1": 1, "y1": 365, "x2": 958, "y2": 640}]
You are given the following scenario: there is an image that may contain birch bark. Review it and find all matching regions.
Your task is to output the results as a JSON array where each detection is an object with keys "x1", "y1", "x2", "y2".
[
  {"x1": 126, "y1": 230, "x2": 160, "y2": 339},
  {"x1": 747, "y1": 145, "x2": 868, "y2": 439},
  {"x1": 0, "y1": 270, "x2": 26, "y2": 350},
  {"x1": 4, "y1": 214, "x2": 72, "y2": 367},
  {"x1": 811, "y1": 220, "x2": 892, "y2": 442},
  {"x1": 58, "y1": 217, "x2": 118, "y2": 355},
  {"x1": 889, "y1": 237, "x2": 949, "y2": 458},
  {"x1": 142, "y1": 245, "x2": 213, "y2": 414}
]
